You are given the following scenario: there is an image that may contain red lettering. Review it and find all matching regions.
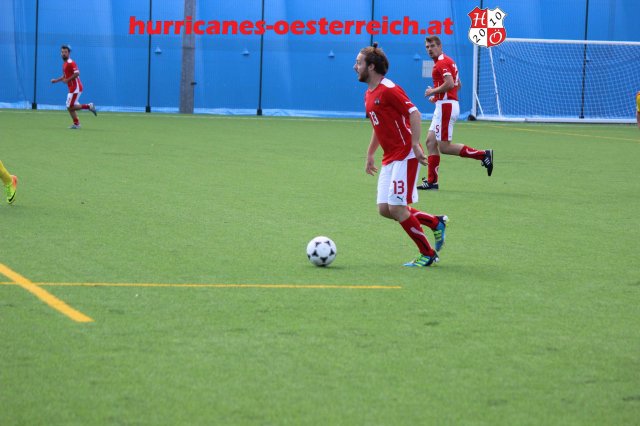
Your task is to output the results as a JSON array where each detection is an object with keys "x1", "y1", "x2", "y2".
[
  {"x1": 329, "y1": 20, "x2": 343, "y2": 35},
  {"x1": 390, "y1": 21, "x2": 402, "y2": 35},
  {"x1": 318, "y1": 18, "x2": 329, "y2": 35},
  {"x1": 147, "y1": 21, "x2": 162, "y2": 35},
  {"x1": 305, "y1": 20, "x2": 317, "y2": 35},
  {"x1": 222, "y1": 20, "x2": 238, "y2": 35},
  {"x1": 343, "y1": 20, "x2": 355, "y2": 35},
  {"x1": 126, "y1": 16, "x2": 448, "y2": 38},
  {"x1": 194, "y1": 20, "x2": 205, "y2": 35},
  {"x1": 403, "y1": 16, "x2": 419, "y2": 35},
  {"x1": 443, "y1": 18, "x2": 454, "y2": 35},
  {"x1": 381, "y1": 16, "x2": 388, "y2": 34},
  {"x1": 290, "y1": 20, "x2": 304, "y2": 35},
  {"x1": 427, "y1": 20, "x2": 441, "y2": 35},
  {"x1": 129, "y1": 16, "x2": 145, "y2": 34},
  {"x1": 366, "y1": 20, "x2": 380, "y2": 35},
  {"x1": 206, "y1": 20, "x2": 220, "y2": 35},
  {"x1": 239, "y1": 20, "x2": 254, "y2": 35},
  {"x1": 273, "y1": 20, "x2": 288, "y2": 35},
  {"x1": 163, "y1": 21, "x2": 173, "y2": 35}
]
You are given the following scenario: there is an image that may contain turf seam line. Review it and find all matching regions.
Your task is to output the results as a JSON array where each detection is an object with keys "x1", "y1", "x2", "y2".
[{"x1": 33, "y1": 282, "x2": 402, "y2": 290}]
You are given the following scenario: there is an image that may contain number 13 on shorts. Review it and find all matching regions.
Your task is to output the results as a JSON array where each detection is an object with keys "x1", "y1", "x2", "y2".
[
  {"x1": 376, "y1": 158, "x2": 419, "y2": 206},
  {"x1": 393, "y1": 180, "x2": 405, "y2": 195}
]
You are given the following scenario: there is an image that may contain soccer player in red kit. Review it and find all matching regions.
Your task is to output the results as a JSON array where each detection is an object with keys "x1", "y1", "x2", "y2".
[
  {"x1": 51, "y1": 45, "x2": 97, "y2": 129},
  {"x1": 418, "y1": 36, "x2": 493, "y2": 190},
  {"x1": 355, "y1": 43, "x2": 448, "y2": 267}
]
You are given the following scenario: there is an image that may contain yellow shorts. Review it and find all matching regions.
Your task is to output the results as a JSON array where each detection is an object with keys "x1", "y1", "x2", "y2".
[{"x1": 637, "y1": 92, "x2": 640, "y2": 113}]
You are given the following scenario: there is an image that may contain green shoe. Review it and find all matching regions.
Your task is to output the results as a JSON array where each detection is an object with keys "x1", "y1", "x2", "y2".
[
  {"x1": 5, "y1": 175, "x2": 17, "y2": 204},
  {"x1": 433, "y1": 215, "x2": 448, "y2": 252},
  {"x1": 404, "y1": 252, "x2": 439, "y2": 267}
]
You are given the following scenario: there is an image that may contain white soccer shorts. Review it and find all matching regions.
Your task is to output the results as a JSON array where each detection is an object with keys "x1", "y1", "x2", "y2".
[
  {"x1": 66, "y1": 92, "x2": 82, "y2": 108},
  {"x1": 429, "y1": 100, "x2": 460, "y2": 142},
  {"x1": 376, "y1": 154, "x2": 420, "y2": 206}
]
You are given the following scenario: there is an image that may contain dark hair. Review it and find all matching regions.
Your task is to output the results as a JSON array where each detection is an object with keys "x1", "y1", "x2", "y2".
[
  {"x1": 359, "y1": 42, "x2": 389, "y2": 75},
  {"x1": 61, "y1": 44, "x2": 72, "y2": 52},
  {"x1": 425, "y1": 36, "x2": 442, "y2": 46}
]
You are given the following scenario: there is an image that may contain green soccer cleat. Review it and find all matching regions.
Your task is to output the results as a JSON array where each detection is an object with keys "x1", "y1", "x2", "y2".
[
  {"x1": 433, "y1": 215, "x2": 448, "y2": 252},
  {"x1": 5, "y1": 175, "x2": 17, "y2": 204},
  {"x1": 404, "y1": 252, "x2": 439, "y2": 267}
]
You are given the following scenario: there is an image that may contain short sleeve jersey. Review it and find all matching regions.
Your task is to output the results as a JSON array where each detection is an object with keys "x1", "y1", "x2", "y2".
[
  {"x1": 364, "y1": 78, "x2": 418, "y2": 165},
  {"x1": 432, "y1": 54, "x2": 458, "y2": 101},
  {"x1": 63, "y1": 59, "x2": 83, "y2": 93}
]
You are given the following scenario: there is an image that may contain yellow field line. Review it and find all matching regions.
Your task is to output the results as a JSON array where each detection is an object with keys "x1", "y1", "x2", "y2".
[
  {"x1": 0, "y1": 264, "x2": 93, "y2": 323},
  {"x1": 483, "y1": 123, "x2": 639, "y2": 142},
  {"x1": 25, "y1": 282, "x2": 402, "y2": 290}
]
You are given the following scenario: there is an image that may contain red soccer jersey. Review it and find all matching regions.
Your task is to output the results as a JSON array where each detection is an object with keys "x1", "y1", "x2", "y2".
[
  {"x1": 365, "y1": 78, "x2": 418, "y2": 165},
  {"x1": 431, "y1": 53, "x2": 458, "y2": 101},
  {"x1": 63, "y1": 59, "x2": 83, "y2": 93}
]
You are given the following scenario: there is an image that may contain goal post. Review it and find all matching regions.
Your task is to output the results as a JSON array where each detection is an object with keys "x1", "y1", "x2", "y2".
[{"x1": 471, "y1": 38, "x2": 640, "y2": 123}]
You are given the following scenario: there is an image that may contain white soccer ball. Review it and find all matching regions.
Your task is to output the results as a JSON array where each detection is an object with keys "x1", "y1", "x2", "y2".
[{"x1": 306, "y1": 236, "x2": 337, "y2": 267}]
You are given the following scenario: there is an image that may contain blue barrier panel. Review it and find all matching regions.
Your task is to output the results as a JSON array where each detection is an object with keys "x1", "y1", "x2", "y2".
[
  {"x1": 1, "y1": 0, "x2": 638, "y2": 117},
  {"x1": 194, "y1": 0, "x2": 262, "y2": 114},
  {"x1": 261, "y1": 0, "x2": 371, "y2": 117},
  {"x1": 0, "y1": 0, "x2": 36, "y2": 108}
]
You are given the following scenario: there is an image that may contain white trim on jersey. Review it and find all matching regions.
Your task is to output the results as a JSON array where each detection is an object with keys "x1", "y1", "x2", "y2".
[
  {"x1": 381, "y1": 78, "x2": 396, "y2": 88},
  {"x1": 394, "y1": 120, "x2": 406, "y2": 145}
]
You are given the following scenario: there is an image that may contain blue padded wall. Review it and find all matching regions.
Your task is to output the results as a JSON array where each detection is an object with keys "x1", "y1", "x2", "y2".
[{"x1": 1, "y1": 0, "x2": 639, "y2": 117}]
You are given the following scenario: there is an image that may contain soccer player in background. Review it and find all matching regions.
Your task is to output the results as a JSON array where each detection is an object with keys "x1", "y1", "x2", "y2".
[
  {"x1": 51, "y1": 45, "x2": 97, "y2": 129},
  {"x1": 417, "y1": 36, "x2": 493, "y2": 190},
  {"x1": 0, "y1": 160, "x2": 18, "y2": 204},
  {"x1": 355, "y1": 43, "x2": 447, "y2": 267},
  {"x1": 636, "y1": 91, "x2": 639, "y2": 129}
]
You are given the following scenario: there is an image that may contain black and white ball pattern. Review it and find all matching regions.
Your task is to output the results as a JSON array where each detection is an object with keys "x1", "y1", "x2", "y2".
[{"x1": 306, "y1": 236, "x2": 337, "y2": 267}]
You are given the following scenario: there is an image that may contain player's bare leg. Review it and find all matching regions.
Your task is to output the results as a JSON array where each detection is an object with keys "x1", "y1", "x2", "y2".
[
  {"x1": 71, "y1": 103, "x2": 97, "y2": 116},
  {"x1": 67, "y1": 107, "x2": 81, "y2": 129},
  {"x1": 378, "y1": 203, "x2": 394, "y2": 220},
  {"x1": 439, "y1": 140, "x2": 494, "y2": 177},
  {"x1": 387, "y1": 204, "x2": 411, "y2": 222},
  {"x1": 67, "y1": 102, "x2": 96, "y2": 128}
]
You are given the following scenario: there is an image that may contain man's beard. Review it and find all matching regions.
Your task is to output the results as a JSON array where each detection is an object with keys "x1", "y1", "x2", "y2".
[{"x1": 358, "y1": 68, "x2": 369, "y2": 83}]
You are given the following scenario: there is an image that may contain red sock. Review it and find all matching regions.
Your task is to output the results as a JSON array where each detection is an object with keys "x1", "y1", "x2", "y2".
[
  {"x1": 408, "y1": 207, "x2": 439, "y2": 230},
  {"x1": 81, "y1": 104, "x2": 90, "y2": 110},
  {"x1": 73, "y1": 119, "x2": 80, "y2": 125},
  {"x1": 459, "y1": 145, "x2": 485, "y2": 160},
  {"x1": 399, "y1": 215, "x2": 435, "y2": 256},
  {"x1": 427, "y1": 155, "x2": 440, "y2": 184}
]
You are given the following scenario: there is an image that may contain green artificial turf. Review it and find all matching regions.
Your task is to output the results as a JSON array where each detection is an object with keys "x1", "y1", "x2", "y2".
[{"x1": 1, "y1": 110, "x2": 639, "y2": 425}]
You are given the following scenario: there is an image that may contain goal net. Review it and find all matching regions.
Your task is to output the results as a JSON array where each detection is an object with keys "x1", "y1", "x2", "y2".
[{"x1": 472, "y1": 38, "x2": 640, "y2": 123}]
